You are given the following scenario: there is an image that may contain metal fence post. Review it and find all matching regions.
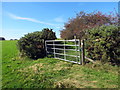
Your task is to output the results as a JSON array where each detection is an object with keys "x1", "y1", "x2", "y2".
[
  {"x1": 81, "y1": 39, "x2": 85, "y2": 65},
  {"x1": 78, "y1": 39, "x2": 81, "y2": 64},
  {"x1": 75, "y1": 38, "x2": 78, "y2": 62},
  {"x1": 45, "y1": 41, "x2": 47, "y2": 57},
  {"x1": 64, "y1": 40, "x2": 66, "y2": 60},
  {"x1": 53, "y1": 41, "x2": 56, "y2": 58}
]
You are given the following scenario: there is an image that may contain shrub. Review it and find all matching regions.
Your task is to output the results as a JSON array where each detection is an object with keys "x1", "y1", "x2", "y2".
[
  {"x1": 85, "y1": 25, "x2": 120, "y2": 65},
  {"x1": 18, "y1": 28, "x2": 56, "y2": 59}
]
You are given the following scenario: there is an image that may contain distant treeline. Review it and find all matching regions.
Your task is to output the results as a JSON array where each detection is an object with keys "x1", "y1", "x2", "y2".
[
  {"x1": 0, "y1": 37, "x2": 5, "y2": 40},
  {"x1": 0, "y1": 37, "x2": 18, "y2": 40},
  {"x1": 10, "y1": 39, "x2": 18, "y2": 40}
]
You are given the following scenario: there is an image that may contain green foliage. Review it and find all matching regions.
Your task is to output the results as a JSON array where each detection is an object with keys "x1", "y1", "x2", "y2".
[
  {"x1": 18, "y1": 28, "x2": 56, "y2": 59},
  {"x1": 41, "y1": 28, "x2": 57, "y2": 40},
  {"x1": 85, "y1": 25, "x2": 120, "y2": 65}
]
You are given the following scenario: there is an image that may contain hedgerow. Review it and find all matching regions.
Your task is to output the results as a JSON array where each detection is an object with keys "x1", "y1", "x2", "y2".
[
  {"x1": 85, "y1": 25, "x2": 120, "y2": 65},
  {"x1": 17, "y1": 28, "x2": 56, "y2": 59}
]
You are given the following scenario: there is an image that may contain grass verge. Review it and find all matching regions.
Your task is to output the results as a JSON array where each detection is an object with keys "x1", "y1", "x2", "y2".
[{"x1": 2, "y1": 40, "x2": 119, "y2": 88}]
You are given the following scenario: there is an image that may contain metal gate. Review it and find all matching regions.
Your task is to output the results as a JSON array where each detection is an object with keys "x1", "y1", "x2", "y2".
[{"x1": 45, "y1": 39, "x2": 84, "y2": 64}]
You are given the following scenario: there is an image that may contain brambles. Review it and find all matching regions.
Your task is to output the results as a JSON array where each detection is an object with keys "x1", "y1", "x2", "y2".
[{"x1": 18, "y1": 28, "x2": 56, "y2": 59}]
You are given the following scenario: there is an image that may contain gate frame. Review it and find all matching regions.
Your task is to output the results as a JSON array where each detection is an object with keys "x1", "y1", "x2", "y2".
[{"x1": 45, "y1": 39, "x2": 85, "y2": 65}]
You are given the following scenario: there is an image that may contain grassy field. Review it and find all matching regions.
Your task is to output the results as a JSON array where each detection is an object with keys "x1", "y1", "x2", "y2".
[{"x1": 1, "y1": 40, "x2": 119, "y2": 88}]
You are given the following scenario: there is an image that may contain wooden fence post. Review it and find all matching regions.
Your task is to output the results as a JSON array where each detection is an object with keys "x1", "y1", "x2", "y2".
[{"x1": 81, "y1": 39, "x2": 85, "y2": 65}]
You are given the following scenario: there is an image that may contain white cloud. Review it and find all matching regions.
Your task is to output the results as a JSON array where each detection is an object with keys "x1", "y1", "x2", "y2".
[
  {"x1": 54, "y1": 17, "x2": 64, "y2": 23},
  {"x1": 8, "y1": 12, "x2": 56, "y2": 26}
]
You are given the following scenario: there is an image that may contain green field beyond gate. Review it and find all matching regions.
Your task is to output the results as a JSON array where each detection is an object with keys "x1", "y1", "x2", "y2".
[{"x1": 1, "y1": 40, "x2": 119, "y2": 88}]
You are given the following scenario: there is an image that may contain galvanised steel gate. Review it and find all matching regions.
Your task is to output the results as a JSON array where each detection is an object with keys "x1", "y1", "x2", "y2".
[{"x1": 45, "y1": 39, "x2": 84, "y2": 64}]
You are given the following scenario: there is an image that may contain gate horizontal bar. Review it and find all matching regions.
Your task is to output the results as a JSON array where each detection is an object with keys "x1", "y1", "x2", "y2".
[
  {"x1": 46, "y1": 47, "x2": 81, "y2": 52},
  {"x1": 55, "y1": 58, "x2": 81, "y2": 64},
  {"x1": 45, "y1": 39, "x2": 79, "y2": 42},
  {"x1": 51, "y1": 48, "x2": 80, "y2": 51},
  {"x1": 55, "y1": 53, "x2": 80, "y2": 57},
  {"x1": 47, "y1": 52, "x2": 80, "y2": 58},
  {"x1": 47, "y1": 44, "x2": 79, "y2": 46}
]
